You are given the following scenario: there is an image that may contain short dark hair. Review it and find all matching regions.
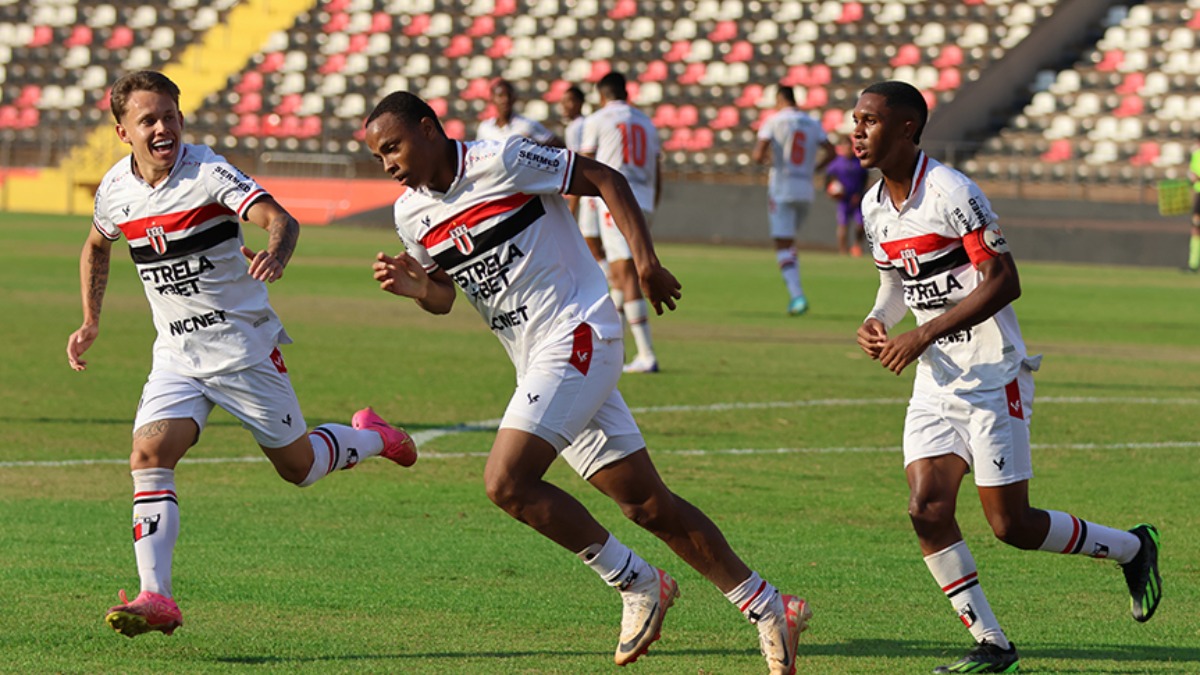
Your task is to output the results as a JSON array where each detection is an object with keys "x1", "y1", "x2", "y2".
[
  {"x1": 564, "y1": 85, "x2": 585, "y2": 103},
  {"x1": 597, "y1": 72, "x2": 628, "y2": 101},
  {"x1": 777, "y1": 85, "x2": 797, "y2": 105},
  {"x1": 110, "y1": 71, "x2": 180, "y2": 122},
  {"x1": 365, "y1": 91, "x2": 446, "y2": 135},
  {"x1": 490, "y1": 77, "x2": 514, "y2": 95},
  {"x1": 862, "y1": 80, "x2": 928, "y2": 144}
]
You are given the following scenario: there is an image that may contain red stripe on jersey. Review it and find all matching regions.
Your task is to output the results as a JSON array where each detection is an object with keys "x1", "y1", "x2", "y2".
[
  {"x1": 568, "y1": 323, "x2": 592, "y2": 375},
  {"x1": 1060, "y1": 515, "x2": 1081, "y2": 554},
  {"x1": 879, "y1": 233, "x2": 960, "y2": 260},
  {"x1": 910, "y1": 153, "x2": 930, "y2": 199},
  {"x1": 940, "y1": 571, "x2": 977, "y2": 593},
  {"x1": 962, "y1": 228, "x2": 999, "y2": 267},
  {"x1": 559, "y1": 151, "x2": 575, "y2": 193},
  {"x1": 420, "y1": 193, "x2": 534, "y2": 249},
  {"x1": 1005, "y1": 378, "x2": 1024, "y2": 420},
  {"x1": 119, "y1": 202, "x2": 233, "y2": 241},
  {"x1": 739, "y1": 580, "x2": 768, "y2": 613},
  {"x1": 237, "y1": 188, "x2": 266, "y2": 219},
  {"x1": 134, "y1": 489, "x2": 176, "y2": 499}
]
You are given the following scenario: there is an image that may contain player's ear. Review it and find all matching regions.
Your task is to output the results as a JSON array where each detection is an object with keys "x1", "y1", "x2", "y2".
[{"x1": 114, "y1": 122, "x2": 131, "y2": 145}]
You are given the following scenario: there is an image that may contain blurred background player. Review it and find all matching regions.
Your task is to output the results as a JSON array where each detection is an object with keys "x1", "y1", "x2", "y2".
[
  {"x1": 752, "y1": 85, "x2": 835, "y2": 316},
  {"x1": 853, "y1": 80, "x2": 1161, "y2": 674},
  {"x1": 560, "y1": 84, "x2": 606, "y2": 269},
  {"x1": 823, "y1": 135, "x2": 869, "y2": 257},
  {"x1": 67, "y1": 71, "x2": 416, "y2": 639},
  {"x1": 1186, "y1": 139, "x2": 1200, "y2": 272},
  {"x1": 582, "y1": 71, "x2": 663, "y2": 373},
  {"x1": 476, "y1": 77, "x2": 562, "y2": 147},
  {"x1": 365, "y1": 91, "x2": 809, "y2": 674}
]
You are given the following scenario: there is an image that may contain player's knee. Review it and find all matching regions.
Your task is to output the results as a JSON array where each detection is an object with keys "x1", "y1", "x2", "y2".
[
  {"x1": 277, "y1": 463, "x2": 309, "y2": 486},
  {"x1": 908, "y1": 496, "x2": 954, "y2": 531},
  {"x1": 986, "y1": 511, "x2": 1040, "y2": 549},
  {"x1": 484, "y1": 474, "x2": 525, "y2": 515},
  {"x1": 619, "y1": 493, "x2": 672, "y2": 531}
]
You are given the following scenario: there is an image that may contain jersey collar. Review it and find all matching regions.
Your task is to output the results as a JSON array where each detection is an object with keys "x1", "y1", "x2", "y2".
[
  {"x1": 128, "y1": 145, "x2": 190, "y2": 190},
  {"x1": 876, "y1": 150, "x2": 930, "y2": 213}
]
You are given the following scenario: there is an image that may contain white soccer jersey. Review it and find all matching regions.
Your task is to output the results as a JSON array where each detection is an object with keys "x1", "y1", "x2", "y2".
[
  {"x1": 757, "y1": 107, "x2": 827, "y2": 202},
  {"x1": 863, "y1": 152, "x2": 1028, "y2": 392},
  {"x1": 392, "y1": 137, "x2": 621, "y2": 369},
  {"x1": 92, "y1": 144, "x2": 287, "y2": 377},
  {"x1": 581, "y1": 101, "x2": 659, "y2": 211},
  {"x1": 476, "y1": 113, "x2": 557, "y2": 145},
  {"x1": 564, "y1": 115, "x2": 586, "y2": 153}
]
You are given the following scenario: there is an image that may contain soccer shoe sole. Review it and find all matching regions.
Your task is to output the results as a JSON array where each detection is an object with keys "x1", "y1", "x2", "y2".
[
  {"x1": 615, "y1": 574, "x2": 680, "y2": 666},
  {"x1": 105, "y1": 609, "x2": 181, "y2": 638}
]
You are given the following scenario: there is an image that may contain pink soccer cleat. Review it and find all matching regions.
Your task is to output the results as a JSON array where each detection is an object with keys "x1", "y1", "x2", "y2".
[
  {"x1": 352, "y1": 407, "x2": 418, "y2": 467},
  {"x1": 105, "y1": 589, "x2": 183, "y2": 638}
]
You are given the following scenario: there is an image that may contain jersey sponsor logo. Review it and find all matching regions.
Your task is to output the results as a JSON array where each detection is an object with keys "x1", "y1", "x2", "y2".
[
  {"x1": 140, "y1": 255, "x2": 215, "y2": 296},
  {"x1": 935, "y1": 327, "x2": 973, "y2": 345},
  {"x1": 454, "y1": 243, "x2": 525, "y2": 299},
  {"x1": 983, "y1": 227, "x2": 1008, "y2": 255},
  {"x1": 516, "y1": 148, "x2": 562, "y2": 173},
  {"x1": 168, "y1": 309, "x2": 228, "y2": 336},
  {"x1": 900, "y1": 248, "x2": 920, "y2": 276},
  {"x1": 450, "y1": 224, "x2": 475, "y2": 255},
  {"x1": 904, "y1": 273, "x2": 964, "y2": 309},
  {"x1": 212, "y1": 164, "x2": 254, "y2": 193},
  {"x1": 490, "y1": 304, "x2": 529, "y2": 332}
]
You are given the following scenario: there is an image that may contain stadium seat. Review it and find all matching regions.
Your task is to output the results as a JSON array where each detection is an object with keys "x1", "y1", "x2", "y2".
[
  {"x1": 640, "y1": 60, "x2": 668, "y2": 82},
  {"x1": 404, "y1": 14, "x2": 430, "y2": 37},
  {"x1": 678, "y1": 62, "x2": 706, "y2": 85},
  {"x1": 485, "y1": 36, "x2": 512, "y2": 58},
  {"x1": 708, "y1": 20, "x2": 737, "y2": 42},
  {"x1": 724, "y1": 41, "x2": 753, "y2": 63},
  {"x1": 467, "y1": 15, "x2": 494, "y2": 37},
  {"x1": 609, "y1": 0, "x2": 636, "y2": 20},
  {"x1": 1130, "y1": 141, "x2": 1159, "y2": 166},
  {"x1": 1095, "y1": 49, "x2": 1123, "y2": 72},
  {"x1": 64, "y1": 25, "x2": 93, "y2": 47},
  {"x1": 710, "y1": 105, "x2": 739, "y2": 130}
]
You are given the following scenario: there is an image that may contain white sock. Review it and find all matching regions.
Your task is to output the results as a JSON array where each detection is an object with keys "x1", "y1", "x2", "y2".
[
  {"x1": 610, "y1": 287, "x2": 625, "y2": 312},
  {"x1": 578, "y1": 534, "x2": 656, "y2": 592},
  {"x1": 723, "y1": 571, "x2": 782, "y2": 623},
  {"x1": 300, "y1": 424, "x2": 385, "y2": 487},
  {"x1": 623, "y1": 299, "x2": 655, "y2": 362},
  {"x1": 924, "y1": 541, "x2": 1009, "y2": 649},
  {"x1": 1039, "y1": 510, "x2": 1140, "y2": 563},
  {"x1": 131, "y1": 468, "x2": 179, "y2": 597},
  {"x1": 599, "y1": 258, "x2": 611, "y2": 280},
  {"x1": 776, "y1": 248, "x2": 804, "y2": 299}
]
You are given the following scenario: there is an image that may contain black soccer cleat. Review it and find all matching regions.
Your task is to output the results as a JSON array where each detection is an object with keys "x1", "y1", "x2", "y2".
[
  {"x1": 932, "y1": 640, "x2": 1019, "y2": 674},
  {"x1": 1121, "y1": 523, "x2": 1161, "y2": 623}
]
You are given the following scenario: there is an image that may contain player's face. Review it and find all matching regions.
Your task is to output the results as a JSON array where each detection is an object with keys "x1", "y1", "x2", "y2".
[
  {"x1": 850, "y1": 92, "x2": 910, "y2": 171},
  {"x1": 559, "y1": 94, "x2": 582, "y2": 119},
  {"x1": 491, "y1": 84, "x2": 514, "y2": 117},
  {"x1": 115, "y1": 90, "x2": 183, "y2": 182},
  {"x1": 366, "y1": 112, "x2": 441, "y2": 190}
]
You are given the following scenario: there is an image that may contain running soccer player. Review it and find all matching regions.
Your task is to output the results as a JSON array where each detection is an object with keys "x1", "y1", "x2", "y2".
[
  {"x1": 66, "y1": 71, "x2": 417, "y2": 639},
  {"x1": 364, "y1": 90, "x2": 809, "y2": 674},
  {"x1": 752, "y1": 85, "x2": 834, "y2": 316},
  {"x1": 581, "y1": 71, "x2": 663, "y2": 373},
  {"x1": 560, "y1": 83, "x2": 605, "y2": 267},
  {"x1": 476, "y1": 77, "x2": 563, "y2": 147},
  {"x1": 852, "y1": 80, "x2": 1161, "y2": 674}
]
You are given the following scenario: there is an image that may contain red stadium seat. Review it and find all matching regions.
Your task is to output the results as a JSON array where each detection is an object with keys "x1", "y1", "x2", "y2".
[
  {"x1": 734, "y1": 84, "x2": 762, "y2": 107},
  {"x1": 687, "y1": 127, "x2": 713, "y2": 151},
  {"x1": 1130, "y1": 141, "x2": 1159, "y2": 166},
  {"x1": 28, "y1": 26, "x2": 53, "y2": 48},
  {"x1": 443, "y1": 118, "x2": 466, "y2": 140},
  {"x1": 105, "y1": 26, "x2": 134, "y2": 50},
  {"x1": 298, "y1": 116, "x2": 322, "y2": 139},
  {"x1": 639, "y1": 60, "x2": 668, "y2": 82},
  {"x1": 404, "y1": 14, "x2": 431, "y2": 37},
  {"x1": 543, "y1": 79, "x2": 571, "y2": 103},
  {"x1": 751, "y1": 108, "x2": 777, "y2": 131},
  {"x1": 463, "y1": 78, "x2": 492, "y2": 100},
  {"x1": 233, "y1": 92, "x2": 262, "y2": 114},
  {"x1": 676, "y1": 104, "x2": 699, "y2": 127},
  {"x1": 1115, "y1": 72, "x2": 1144, "y2": 95},
  {"x1": 933, "y1": 44, "x2": 963, "y2": 68},
  {"x1": 275, "y1": 93, "x2": 302, "y2": 115},
  {"x1": 890, "y1": 44, "x2": 921, "y2": 67},
  {"x1": 467, "y1": 16, "x2": 495, "y2": 37},
  {"x1": 16, "y1": 85, "x2": 41, "y2": 108},
  {"x1": 677, "y1": 62, "x2": 706, "y2": 85},
  {"x1": 1095, "y1": 49, "x2": 1123, "y2": 72},
  {"x1": 444, "y1": 35, "x2": 472, "y2": 58},
  {"x1": 708, "y1": 20, "x2": 737, "y2": 42},
  {"x1": 493, "y1": 0, "x2": 517, "y2": 16},
  {"x1": 231, "y1": 114, "x2": 261, "y2": 137},
  {"x1": 663, "y1": 127, "x2": 690, "y2": 151},
  {"x1": 653, "y1": 103, "x2": 678, "y2": 128},
  {"x1": 809, "y1": 64, "x2": 831, "y2": 85},
  {"x1": 319, "y1": 53, "x2": 346, "y2": 74},
  {"x1": 586, "y1": 59, "x2": 611, "y2": 82},
  {"x1": 0, "y1": 106, "x2": 18, "y2": 128},
  {"x1": 837, "y1": 2, "x2": 863, "y2": 24},
  {"x1": 1040, "y1": 139, "x2": 1071, "y2": 163},
  {"x1": 609, "y1": 0, "x2": 636, "y2": 20},
  {"x1": 821, "y1": 107, "x2": 844, "y2": 132},
  {"x1": 235, "y1": 71, "x2": 264, "y2": 94},
  {"x1": 664, "y1": 40, "x2": 690, "y2": 62},
  {"x1": 347, "y1": 33, "x2": 368, "y2": 53},
  {"x1": 325, "y1": 0, "x2": 350, "y2": 12},
  {"x1": 934, "y1": 67, "x2": 961, "y2": 91},
  {"x1": 1189, "y1": 12, "x2": 1200, "y2": 29},
  {"x1": 724, "y1": 41, "x2": 753, "y2": 63},
  {"x1": 428, "y1": 97, "x2": 449, "y2": 118},
  {"x1": 65, "y1": 25, "x2": 93, "y2": 47},
  {"x1": 485, "y1": 35, "x2": 512, "y2": 58},
  {"x1": 16, "y1": 107, "x2": 39, "y2": 130},
  {"x1": 710, "y1": 106, "x2": 739, "y2": 130},
  {"x1": 780, "y1": 65, "x2": 808, "y2": 87},
  {"x1": 259, "y1": 52, "x2": 285, "y2": 73},
  {"x1": 802, "y1": 87, "x2": 827, "y2": 109},
  {"x1": 1113, "y1": 95, "x2": 1143, "y2": 118},
  {"x1": 323, "y1": 13, "x2": 349, "y2": 33},
  {"x1": 369, "y1": 12, "x2": 392, "y2": 33}
]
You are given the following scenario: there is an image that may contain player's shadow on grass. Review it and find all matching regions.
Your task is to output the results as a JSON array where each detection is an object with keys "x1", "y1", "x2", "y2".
[
  {"x1": 808, "y1": 639, "x2": 1200, "y2": 670},
  {"x1": 6, "y1": 416, "x2": 455, "y2": 433}
]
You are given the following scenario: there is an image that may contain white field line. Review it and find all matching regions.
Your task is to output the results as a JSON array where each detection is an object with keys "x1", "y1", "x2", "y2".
[{"x1": 3, "y1": 396, "x2": 1197, "y2": 469}]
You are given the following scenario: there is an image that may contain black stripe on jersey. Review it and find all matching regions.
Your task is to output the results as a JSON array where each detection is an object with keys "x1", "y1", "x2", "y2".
[
  {"x1": 944, "y1": 578, "x2": 979, "y2": 599},
  {"x1": 431, "y1": 197, "x2": 545, "y2": 270},
  {"x1": 128, "y1": 220, "x2": 239, "y2": 264},
  {"x1": 896, "y1": 246, "x2": 970, "y2": 281}
]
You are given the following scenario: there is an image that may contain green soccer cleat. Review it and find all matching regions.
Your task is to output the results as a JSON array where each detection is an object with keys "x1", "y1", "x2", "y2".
[
  {"x1": 1121, "y1": 523, "x2": 1161, "y2": 622},
  {"x1": 933, "y1": 640, "x2": 1019, "y2": 674}
]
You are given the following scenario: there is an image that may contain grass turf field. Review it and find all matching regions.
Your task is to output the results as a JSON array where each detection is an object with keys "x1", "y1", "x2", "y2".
[{"x1": 1, "y1": 211, "x2": 1197, "y2": 674}]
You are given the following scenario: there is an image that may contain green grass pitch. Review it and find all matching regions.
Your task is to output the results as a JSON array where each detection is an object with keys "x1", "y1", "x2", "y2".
[{"x1": 0, "y1": 212, "x2": 1196, "y2": 673}]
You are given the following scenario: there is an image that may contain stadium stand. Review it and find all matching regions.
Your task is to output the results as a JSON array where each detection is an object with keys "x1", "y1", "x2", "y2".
[{"x1": 0, "y1": 0, "x2": 1194, "y2": 216}]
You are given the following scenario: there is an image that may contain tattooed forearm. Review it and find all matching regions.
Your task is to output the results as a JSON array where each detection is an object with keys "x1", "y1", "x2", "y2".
[
  {"x1": 267, "y1": 214, "x2": 300, "y2": 267},
  {"x1": 84, "y1": 244, "x2": 110, "y2": 317},
  {"x1": 133, "y1": 420, "x2": 171, "y2": 440}
]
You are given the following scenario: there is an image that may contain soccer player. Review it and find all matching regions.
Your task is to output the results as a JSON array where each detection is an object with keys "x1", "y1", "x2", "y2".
[
  {"x1": 560, "y1": 84, "x2": 605, "y2": 267},
  {"x1": 851, "y1": 81, "x2": 1161, "y2": 674},
  {"x1": 581, "y1": 71, "x2": 663, "y2": 373},
  {"x1": 66, "y1": 71, "x2": 417, "y2": 639},
  {"x1": 823, "y1": 135, "x2": 869, "y2": 257},
  {"x1": 476, "y1": 77, "x2": 563, "y2": 147},
  {"x1": 364, "y1": 91, "x2": 809, "y2": 674},
  {"x1": 752, "y1": 85, "x2": 835, "y2": 316}
]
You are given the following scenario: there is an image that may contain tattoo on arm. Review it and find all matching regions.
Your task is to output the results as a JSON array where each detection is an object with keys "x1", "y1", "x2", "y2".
[
  {"x1": 86, "y1": 245, "x2": 110, "y2": 316},
  {"x1": 267, "y1": 214, "x2": 300, "y2": 267}
]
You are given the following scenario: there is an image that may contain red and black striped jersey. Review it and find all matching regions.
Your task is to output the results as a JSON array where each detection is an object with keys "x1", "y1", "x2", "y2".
[{"x1": 93, "y1": 144, "x2": 287, "y2": 377}]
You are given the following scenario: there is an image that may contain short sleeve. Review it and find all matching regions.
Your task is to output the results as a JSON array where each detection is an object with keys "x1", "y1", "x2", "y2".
[
  {"x1": 942, "y1": 181, "x2": 1009, "y2": 266},
  {"x1": 91, "y1": 181, "x2": 121, "y2": 240},
  {"x1": 502, "y1": 137, "x2": 576, "y2": 195},
  {"x1": 527, "y1": 119, "x2": 557, "y2": 145},
  {"x1": 580, "y1": 115, "x2": 598, "y2": 154},
  {"x1": 756, "y1": 115, "x2": 775, "y2": 141},
  {"x1": 203, "y1": 153, "x2": 270, "y2": 220}
]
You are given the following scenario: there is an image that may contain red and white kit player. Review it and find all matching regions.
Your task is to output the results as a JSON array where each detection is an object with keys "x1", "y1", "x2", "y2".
[
  {"x1": 67, "y1": 71, "x2": 416, "y2": 639},
  {"x1": 854, "y1": 80, "x2": 1161, "y2": 674},
  {"x1": 366, "y1": 91, "x2": 809, "y2": 674},
  {"x1": 581, "y1": 71, "x2": 663, "y2": 373}
]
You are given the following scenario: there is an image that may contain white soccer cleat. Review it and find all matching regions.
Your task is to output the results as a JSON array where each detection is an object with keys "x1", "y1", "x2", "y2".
[
  {"x1": 614, "y1": 568, "x2": 679, "y2": 666},
  {"x1": 755, "y1": 594, "x2": 810, "y2": 675},
  {"x1": 622, "y1": 356, "x2": 659, "y2": 374}
]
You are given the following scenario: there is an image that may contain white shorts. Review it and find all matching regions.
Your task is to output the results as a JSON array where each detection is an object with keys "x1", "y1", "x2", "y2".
[
  {"x1": 500, "y1": 323, "x2": 645, "y2": 480},
  {"x1": 768, "y1": 198, "x2": 811, "y2": 240},
  {"x1": 577, "y1": 196, "x2": 601, "y2": 238},
  {"x1": 902, "y1": 367, "x2": 1035, "y2": 487},
  {"x1": 597, "y1": 203, "x2": 654, "y2": 264},
  {"x1": 133, "y1": 348, "x2": 308, "y2": 449}
]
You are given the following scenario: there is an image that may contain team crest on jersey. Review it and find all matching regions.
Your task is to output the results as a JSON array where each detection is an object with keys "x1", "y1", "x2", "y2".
[
  {"x1": 132, "y1": 514, "x2": 160, "y2": 542},
  {"x1": 450, "y1": 224, "x2": 474, "y2": 255},
  {"x1": 147, "y1": 225, "x2": 168, "y2": 255},
  {"x1": 900, "y1": 248, "x2": 920, "y2": 276}
]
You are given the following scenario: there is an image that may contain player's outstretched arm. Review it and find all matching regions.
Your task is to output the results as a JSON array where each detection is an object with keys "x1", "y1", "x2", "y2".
[
  {"x1": 242, "y1": 197, "x2": 300, "y2": 283},
  {"x1": 373, "y1": 251, "x2": 457, "y2": 314},
  {"x1": 878, "y1": 253, "x2": 1021, "y2": 375},
  {"x1": 568, "y1": 155, "x2": 681, "y2": 314},
  {"x1": 68, "y1": 228, "x2": 113, "y2": 371}
]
